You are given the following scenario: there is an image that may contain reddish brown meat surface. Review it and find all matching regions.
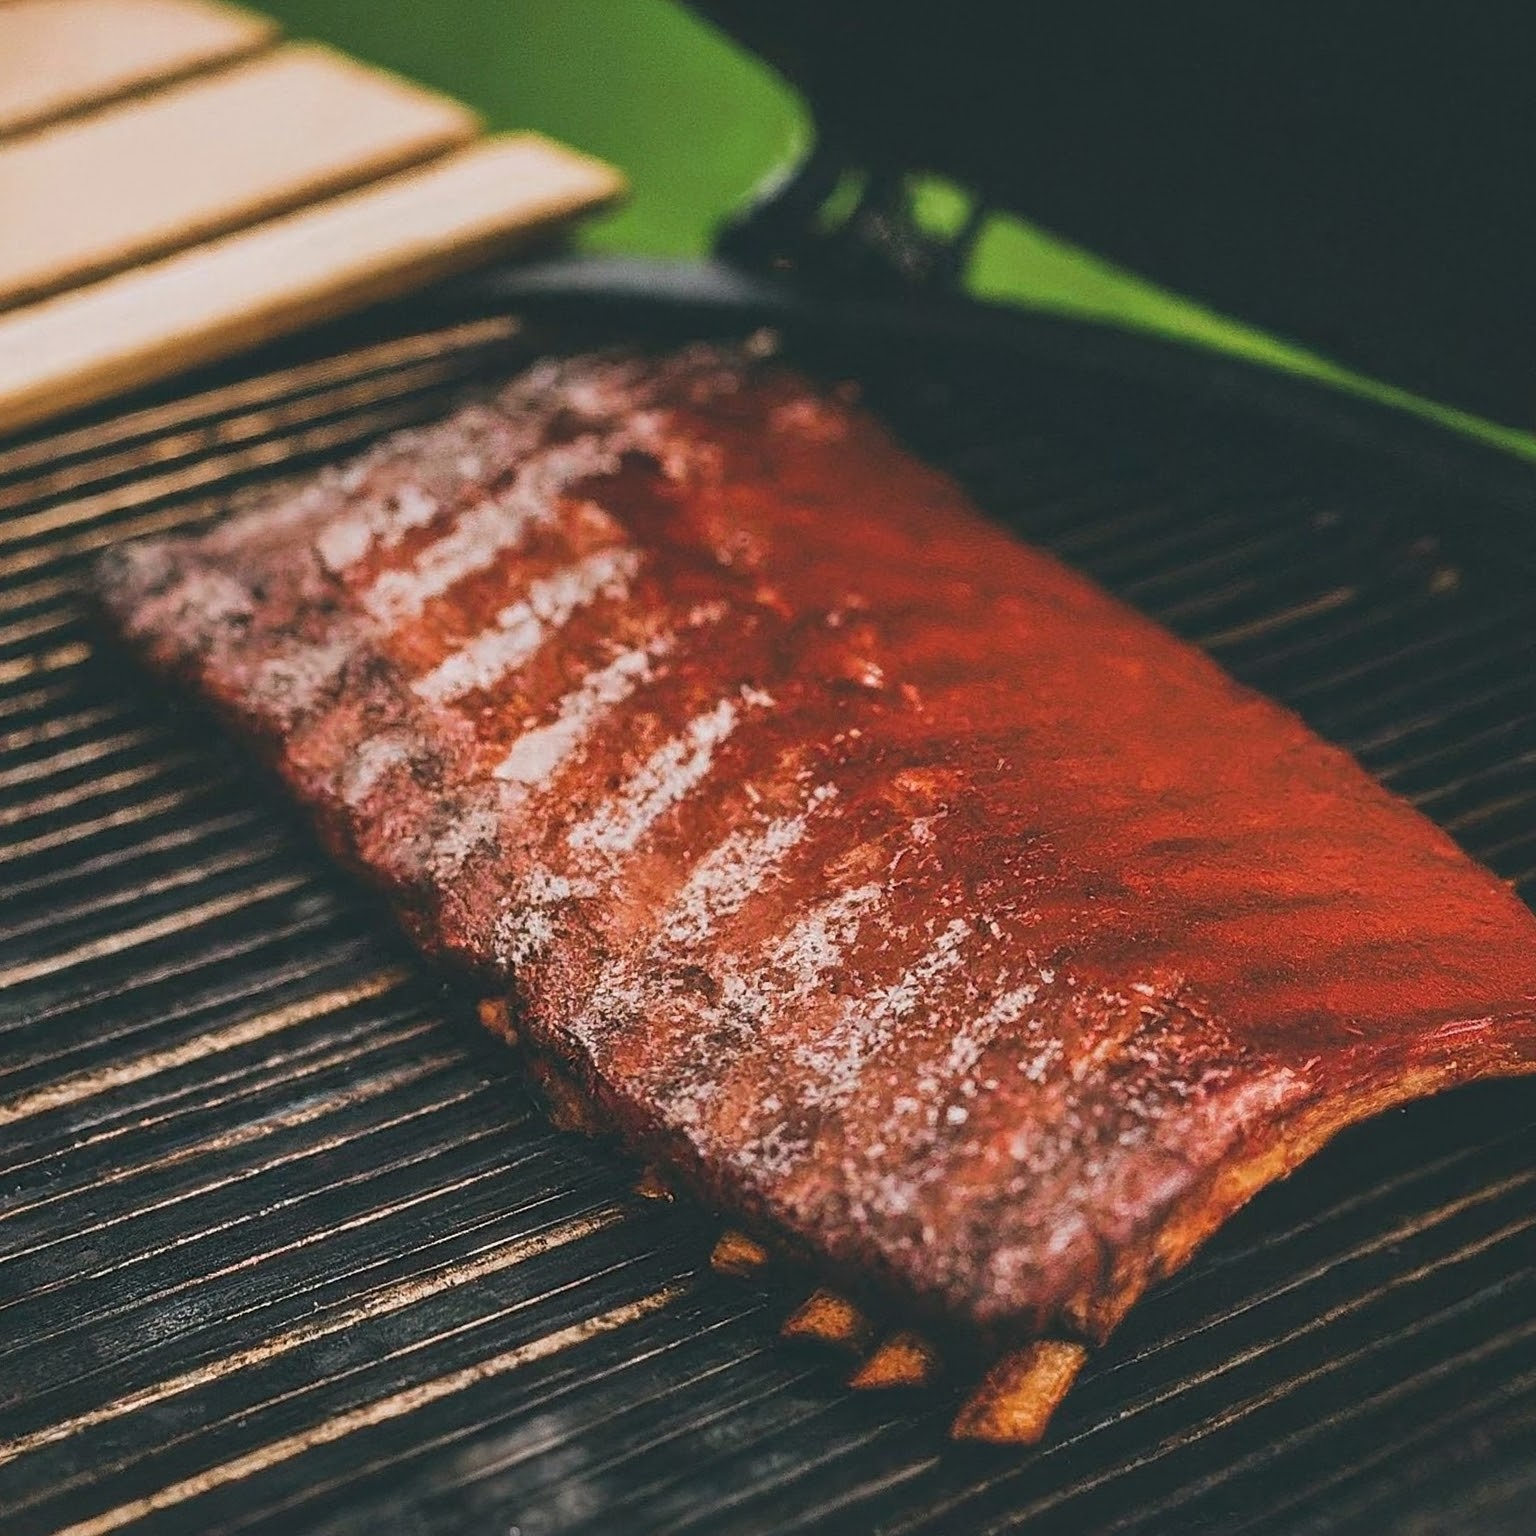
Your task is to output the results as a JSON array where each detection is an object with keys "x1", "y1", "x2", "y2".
[{"x1": 97, "y1": 345, "x2": 1536, "y2": 1356}]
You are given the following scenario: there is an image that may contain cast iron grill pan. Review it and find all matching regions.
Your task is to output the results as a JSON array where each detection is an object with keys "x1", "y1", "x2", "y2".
[{"x1": 0, "y1": 262, "x2": 1533, "y2": 1536}]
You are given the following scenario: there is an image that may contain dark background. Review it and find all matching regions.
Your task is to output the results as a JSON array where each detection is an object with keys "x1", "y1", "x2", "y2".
[{"x1": 263, "y1": 0, "x2": 1536, "y2": 451}]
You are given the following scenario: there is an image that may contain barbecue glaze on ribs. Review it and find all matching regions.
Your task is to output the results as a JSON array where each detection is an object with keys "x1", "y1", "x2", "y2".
[{"x1": 97, "y1": 345, "x2": 1536, "y2": 1435}]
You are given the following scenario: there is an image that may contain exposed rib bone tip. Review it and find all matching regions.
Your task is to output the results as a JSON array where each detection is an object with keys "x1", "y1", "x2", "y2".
[
  {"x1": 529, "y1": 1059, "x2": 601, "y2": 1135},
  {"x1": 848, "y1": 1330, "x2": 939, "y2": 1390},
  {"x1": 476, "y1": 996, "x2": 518, "y2": 1044},
  {"x1": 780, "y1": 1288, "x2": 874, "y2": 1352},
  {"x1": 632, "y1": 1165, "x2": 674, "y2": 1201},
  {"x1": 710, "y1": 1228, "x2": 770, "y2": 1277},
  {"x1": 950, "y1": 1340, "x2": 1088, "y2": 1444}
]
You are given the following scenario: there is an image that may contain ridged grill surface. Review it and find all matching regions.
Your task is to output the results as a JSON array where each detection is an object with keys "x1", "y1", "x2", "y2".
[{"x1": 1, "y1": 296, "x2": 1533, "y2": 1536}]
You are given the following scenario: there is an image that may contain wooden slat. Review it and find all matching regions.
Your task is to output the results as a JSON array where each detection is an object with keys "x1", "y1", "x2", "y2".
[
  {"x1": 0, "y1": 135, "x2": 624, "y2": 434},
  {"x1": 0, "y1": 43, "x2": 477, "y2": 308},
  {"x1": 0, "y1": 0, "x2": 275, "y2": 137},
  {"x1": 0, "y1": 316, "x2": 520, "y2": 481}
]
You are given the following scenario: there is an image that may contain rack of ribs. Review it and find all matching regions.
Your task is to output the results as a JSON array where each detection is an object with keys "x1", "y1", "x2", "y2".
[{"x1": 96, "y1": 343, "x2": 1536, "y2": 1440}]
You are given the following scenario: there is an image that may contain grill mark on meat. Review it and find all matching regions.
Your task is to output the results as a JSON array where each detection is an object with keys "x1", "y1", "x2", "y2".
[
  {"x1": 487, "y1": 599, "x2": 731, "y2": 801},
  {"x1": 311, "y1": 401, "x2": 559, "y2": 575},
  {"x1": 844, "y1": 976, "x2": 1067, "y2": 1221},
  {"x1": 758, "y1": 883, "x2": 891, "y2": 1005},
  {"x1": 359, "y1": 431, "x2": 640, "y2": 630},
  {"x1": 796, "y1": 915, "x2": 976, "y2": 1114},
  {"x1": 313, "y1": 361, "x2": 676, "y2": 583},
  {"x1": 591, "y1": 875, "x2": 893, "y2": 1144},
  {"x1": 410, "y1": 546, "x2": 642, "y2": 707},
  {"x1": 739, "y1": 913, "x2": 982, "y2": 1182},
  {"x1": 945, "y1": 981, "x2": 1047, "y2": 1090},
  {"x1": 490, "y1": 682, "x2": 781, "y2": 975},
  {"x1": 574, "y1": 778, "x2": 843, "y2": 1023},
  {"x1": 566, "y1": 687, "x2": 770, "y2": 860},
  {"x1": 317, "y1": 482, "x2": 442, "y2": 573},
  {"x1": 360, "y1": 487, "x2": 561, "y2": 630},
  {"x1": 663, "y1": 787, "x2": 835, "y2": 950},
  {"x1": 693, "y1": 882, "x2": 893, "y2": 1144}
]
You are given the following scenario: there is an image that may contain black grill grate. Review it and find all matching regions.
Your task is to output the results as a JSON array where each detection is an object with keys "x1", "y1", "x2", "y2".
[{"x1": 1, "y1": 282, "x2": 1533, "y2": 1536}]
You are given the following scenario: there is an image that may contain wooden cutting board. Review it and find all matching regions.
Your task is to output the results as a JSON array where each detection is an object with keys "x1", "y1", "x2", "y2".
[
  {"x1": 0, "y1": 0, "x2": 276, "y2": 135},
  {"x1": 0, "y1": 0, "x2": 625, "y2": 435}
]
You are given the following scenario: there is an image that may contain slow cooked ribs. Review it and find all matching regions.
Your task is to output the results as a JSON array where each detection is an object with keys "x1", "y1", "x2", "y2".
[{"x1": 96, "y1": 345, "x2": 1536, "y2": 1439}]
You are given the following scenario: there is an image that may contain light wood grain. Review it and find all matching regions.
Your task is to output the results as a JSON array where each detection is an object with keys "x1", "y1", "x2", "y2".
[
  {"x1": 0, "y1": 315, "x2": 519, "y2": 478},
  {"x1": 0, "y1": 43, "x2": 478, "y2": 308},
  {"x1": 0, "y1": 136, "x2": 625, "y2": 434},
  {"x1": 0, "y1": 0, "x2": 276, "y2": 137}
]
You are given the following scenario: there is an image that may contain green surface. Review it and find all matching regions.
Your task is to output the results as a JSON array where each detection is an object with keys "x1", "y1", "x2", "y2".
[
  {"x1": 265, "y1": 0, "x2": 805, "y2": 260},
  {"x1": 265, "y1": 0, "x2": 1536, "y2": 460}
]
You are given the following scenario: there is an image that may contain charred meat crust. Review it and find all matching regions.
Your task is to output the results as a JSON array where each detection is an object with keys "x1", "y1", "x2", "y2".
[{"x1": 95, "y1": 344, "x2": 1536, "y2": 1364}]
